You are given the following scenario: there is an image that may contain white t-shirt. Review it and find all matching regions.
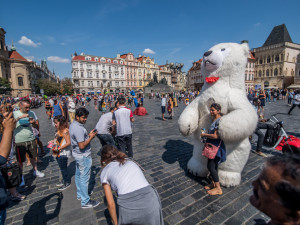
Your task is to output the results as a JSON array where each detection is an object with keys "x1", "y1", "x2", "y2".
[
  {"x1": 100, "y1": 160, "x2": 149, "y2": 195},
  {"x1": 161, "y1": 98, "x2": 166, "y2": 106},
  {"x1": 113, "y1": 106, "x2": 133, "y2": 136},
  {"x1": 293, "y1": 94, "x2": 300, "y2": 105}
]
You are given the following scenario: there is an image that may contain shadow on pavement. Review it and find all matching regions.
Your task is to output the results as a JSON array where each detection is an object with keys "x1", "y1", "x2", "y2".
[{"x1": 23, "y1": 192, "x2": 63, "y2": 225}]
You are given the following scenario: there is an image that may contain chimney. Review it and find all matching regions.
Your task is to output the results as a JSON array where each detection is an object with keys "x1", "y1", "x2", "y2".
[{"x1": 117, "y1": 54, "x2": 120, "y2": 58}]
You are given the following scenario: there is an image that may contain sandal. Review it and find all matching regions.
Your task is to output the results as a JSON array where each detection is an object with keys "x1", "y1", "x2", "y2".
[
  {"x1": 11, "y1": 193, "x2": 26, "y2": 201},
  {"x1": 204, "y1": 183, "x2": 215, "y2": 190},
  {"x1": 207, "y1": 188, "x2": 223, "y2": 196}
]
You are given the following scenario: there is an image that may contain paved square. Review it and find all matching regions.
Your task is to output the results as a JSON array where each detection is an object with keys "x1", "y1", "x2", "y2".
[{"x1": 5, "y1": 98, "x2": 300, "y2": 225}]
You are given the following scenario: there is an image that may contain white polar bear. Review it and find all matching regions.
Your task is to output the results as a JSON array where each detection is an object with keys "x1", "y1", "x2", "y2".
[{"x1": 178, "y1": 42, "x2": 258, "y2": 187}]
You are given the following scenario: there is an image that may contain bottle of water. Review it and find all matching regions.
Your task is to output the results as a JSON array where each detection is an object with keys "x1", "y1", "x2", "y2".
[{"x1": 201, "y1": 128, "x2": 206, "y2": 143}]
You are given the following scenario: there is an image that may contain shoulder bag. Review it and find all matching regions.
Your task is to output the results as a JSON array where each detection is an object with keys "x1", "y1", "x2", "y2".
[{"x1": 202, "y1": 141, "x2": 222, "y2": 159}]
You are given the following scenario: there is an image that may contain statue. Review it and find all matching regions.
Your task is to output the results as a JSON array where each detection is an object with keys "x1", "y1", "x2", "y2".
[
  {"x1": 153, "y1": 72, "x2": 158, "y2": 83},
  {"x1": 160, "y1": 77, "x2": 168, "y2": 85}
]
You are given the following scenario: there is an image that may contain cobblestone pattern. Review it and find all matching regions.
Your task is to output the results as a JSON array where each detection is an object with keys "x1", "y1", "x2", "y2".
[{"x1": 5, "y1": 98, "x2": 300, "y2": 225}]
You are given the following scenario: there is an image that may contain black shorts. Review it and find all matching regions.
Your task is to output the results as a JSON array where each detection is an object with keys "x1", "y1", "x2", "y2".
[
  {"x1": 161, "y1": 106, "x2": 166, "y2": 114},
  {"x1": 15, "y1": 140, "x2": 38, "y2": 163}
]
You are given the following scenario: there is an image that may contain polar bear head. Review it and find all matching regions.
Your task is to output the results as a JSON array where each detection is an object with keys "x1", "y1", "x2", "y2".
[{"x1": 201, "y1": 42, "x2": 249, "y2": 89}]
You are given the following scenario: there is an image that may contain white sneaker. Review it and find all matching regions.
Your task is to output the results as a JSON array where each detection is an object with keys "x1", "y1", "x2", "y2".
[{"x1": 33, "y1": 170, "x2": 45, "y2": 178}]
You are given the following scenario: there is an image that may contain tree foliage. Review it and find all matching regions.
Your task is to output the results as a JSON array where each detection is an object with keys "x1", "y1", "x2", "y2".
[
  {"x1": 61, "y1": 78, "x2": 74, "y2": 95},
  {"x1": 0, "y1": 78, "x2": 12, "y2": 94},
  {"x1": 37, "y1": 79, "x2": 61, "y2": 95}
]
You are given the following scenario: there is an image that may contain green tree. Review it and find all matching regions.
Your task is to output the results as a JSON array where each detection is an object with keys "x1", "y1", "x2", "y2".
[
  {"x1": 0, "y1": 78, "x2": 12, "y2": 94},
  {"x1": 37, "y1": 79, "x2": 61, "y2": 96},
  {"x1": 61, "y1": 78, "x2": 74, "y2": 95}
]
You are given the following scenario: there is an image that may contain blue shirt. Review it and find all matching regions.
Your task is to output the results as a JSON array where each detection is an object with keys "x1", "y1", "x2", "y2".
[
  {"x1": 69, "y1": 121, "x2": 91, "y2": 159},
  {"x1": 206, "y1": 118, "x2": 226, "y2": 163}
]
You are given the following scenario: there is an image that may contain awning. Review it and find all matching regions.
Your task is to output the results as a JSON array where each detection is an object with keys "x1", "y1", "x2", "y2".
[
  {"x1": 264, "y1": 86, "x2": 279, "y2": 89},
  {"x1": 287, "y1": 84, "x2": 300, "y2": 89}
]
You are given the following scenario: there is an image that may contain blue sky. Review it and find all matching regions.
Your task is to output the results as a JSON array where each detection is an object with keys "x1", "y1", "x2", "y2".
[{"x1": 1, "y1": 0, "x2": 300, "y2": 78}]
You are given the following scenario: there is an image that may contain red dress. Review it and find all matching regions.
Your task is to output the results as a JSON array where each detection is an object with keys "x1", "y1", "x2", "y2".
[{"x1": 133, "y1": 107, "x2": 148, "y2": 116}]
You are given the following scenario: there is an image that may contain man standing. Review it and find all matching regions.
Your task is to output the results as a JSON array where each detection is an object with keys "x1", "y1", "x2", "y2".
[
  {"x1": 68, "y1": 98, "x2": 76, "y2": 123},
  {"x1": 161, "y1": 94, "x2": 167, "y2": 121},
  {"x1": 288, "y1": 90, "x2": 300, "y2": 115},
  {"x1": 95, "y1": 107, "x2": 116, "y2": 147},
  {"x1": 13, "y1": 100, "x2": 45, "y2": 181},
  {"x1": 112, "y1": 97, "x2": 134, "y2": 157},
  {"x1": 69, "y1": 108, "x2": 99, "y2": 208}
]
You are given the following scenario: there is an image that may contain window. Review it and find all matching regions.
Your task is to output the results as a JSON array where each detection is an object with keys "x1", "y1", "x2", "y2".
[
  {"x1": 96, "y1": 64, "x2": 98, "y2": 69},
  {"x1": 115, "y1": 81, "x2": 119, "y2": 86},
  {"x1": 80, "y1": 63, "x2": 83, "y2": 68},
  {"x1": 18, "y1": 77, "x2": 24, "y2": 86},
  {"x1": 109, "y1": 74, "x2": 112, "y2": 79},
  {"x1": 298, "y1": 69, "x2": 300, "y2": 77},
  {"x1": 267, "y1": 56, "x2": 270, "y2": 63},
  {"x1": 102, "y1": 64, "x2": 105, "y2": 69},
  {"x1": 95, "y1": 58, "x2": 98, "y2": 61},
  {"x1": 97, "y1": 81, "x2": 100, "y2": 86},
  {"x1": 266, "y1": 69, "x2": 269, "y2": 77},
  {"x1": 258, "y1": 70, "x2": 262, "y2": 77},
  {"x1": 108, "y1": 59, "x2": 111, "y2": 63},
  {"x1": 103, "y1": 73, "x2": 106, "y2": 79},
  {"x1": 120, "y1": 61, "x2": 123, "y2": 65},
  {"x1": 81, "y1": 72, "x2": 84, "y2": 78},
  {"x1": 259, "y1": 59, "x2": 262, "y2": 64},
  {"x1": 280, "y1": 68, "x2": 282, "y2": 75},
  {"x1": 114, "y1": 60, "x2": 117, "y2": 64},
  {"x1": 109, "y1": 66, "x2": 111, "y2": 72},
  {"x1": 96, "y1": 72, "x2": 99, "y2": 78},
  {"x1": 274, "y1": 68, "x2": 278, "y2": 76},
  {"x1": 81, "y1": 81, "x2": 84, "y2": 86},
  {"x1": 101, "y1": 58, "x2": 106, "y2": 63}
]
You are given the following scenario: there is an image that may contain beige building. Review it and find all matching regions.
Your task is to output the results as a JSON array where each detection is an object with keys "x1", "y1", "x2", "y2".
[
  {"x1": 293, "y1": 54, "x2": 300, "y2": 87},
  {"x1": 158, "y1": 64, "x2": 172, "y2": 85},
  {"x1": 245, "y1": 51, "x2": 255, "y2": 90},
  {"x1": 136, "y1": 55, "x2": 159, "y2": 88},
  {"x1": 253, "y1": 24, "x2": 300, "y2": 89},
  {"x1": 0, "y1": 27, "x2": 11, "y2": 81},
  {"x1": 187, "y1": 59, "x2": 203, "y2": 91}
]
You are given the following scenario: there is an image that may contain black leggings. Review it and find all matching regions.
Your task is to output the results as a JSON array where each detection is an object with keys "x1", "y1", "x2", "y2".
[{"x1": 207, "y1": 157, "x2": 220, "y2": 182}]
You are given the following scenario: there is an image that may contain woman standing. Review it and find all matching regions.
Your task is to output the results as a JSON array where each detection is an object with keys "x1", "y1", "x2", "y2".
[
  {"x1": 167, "y1": 93, "x2": 174, "y2": 119},
  {"x1": 100, "y1": 145, "x2": 163, "y2": 225},
  {"x1": 201, "y1": 103, "x2": 226, "y2": 196},
  {"x1": 53, "y1": 115, "x2": 71, "y2": 191},
  {"x1": 258, "y1": 90, "x2": 266, "y2": 115}
]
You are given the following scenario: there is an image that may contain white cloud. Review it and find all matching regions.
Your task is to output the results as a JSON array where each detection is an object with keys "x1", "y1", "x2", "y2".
[
  {"x1": 143, "y1": 48, "x2": 155, "y2": 54},
  {"x1": 47, "y1": 56, "x2": 70, "y2": 63},
  {"x1": 254, "y1": 22, "x2": 262, "y2": 27},
  {"x1": 60, "y1": 42, "x2": 66, "y2": 46},
  {"x1": 25, "y1": 56, "x2": 35, "y2": 61},
  {"x1": 18, "y1": 36, "x2": 39, "y2": 47},
  {"x1": 169, "y1": 48, "x2": 181, "y2": 55}
]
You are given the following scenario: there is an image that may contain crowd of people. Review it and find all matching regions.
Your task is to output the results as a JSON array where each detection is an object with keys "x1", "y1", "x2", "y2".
[{"x1": 0, "y1": 89, "x2": 298, "y2": 225}]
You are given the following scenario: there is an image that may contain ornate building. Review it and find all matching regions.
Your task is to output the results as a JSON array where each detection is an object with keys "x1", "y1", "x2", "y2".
[
  {"x1": 293, "y1": 54, "x2": 300, "y2": 88},
  {"x1": 0, "y1": 27, "x2": 11, "y2": 81},
  {"x1": 158, "y1": 64, "x2": 172, "y2": 85},
  {"x1": 245, "y1": 50, "x2": 255, "y2": 90},
  {"x1": 72, "y1": 53, "x2": 126, "y2": 94},
  {"x1": 253, "y1": 24, "x2": 300, "y2": 89},
  {"x1": 120, "y1": 53, "x2": 139, "y2": 91},
  {"x1": 136, "y1": 55, "x2": 159, "y2": 88},
  {"x1": 187, "y1": 59, "x2": 203, "y2": 91}
]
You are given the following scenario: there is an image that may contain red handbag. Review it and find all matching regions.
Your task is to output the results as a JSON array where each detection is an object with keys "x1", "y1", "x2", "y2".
[{"x1": 202, "y1": 141, "x2": 221, "y2": 159}]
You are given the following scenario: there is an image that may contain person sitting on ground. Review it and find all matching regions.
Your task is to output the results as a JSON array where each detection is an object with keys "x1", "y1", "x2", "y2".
[
  {"x1": 133, "y1": 102, "x2": 148, "y2": 116},
  {"x1": 100, "y1": 145, "x2": 164, "y2": 225},
  {"x1": 200, "y1": 103, "x2": 226, "y2": 195},
  {"x1": 250, "y1": 154, "x2": 300, "y2": 225}
]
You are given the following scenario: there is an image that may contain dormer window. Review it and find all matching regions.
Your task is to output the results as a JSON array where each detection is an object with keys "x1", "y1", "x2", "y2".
[
  {"x1": 108, "y1": 59, "x2": 111, "y2": 63},
  {"x1": 101, "y1": 58, "x2": 106, "y2": 63},
  {"x1": 95, "y1": 58, "x2": 98, "y2": 62},
  {"x1": 113, "y1": 60, "x2": 118, "y2": 64}
]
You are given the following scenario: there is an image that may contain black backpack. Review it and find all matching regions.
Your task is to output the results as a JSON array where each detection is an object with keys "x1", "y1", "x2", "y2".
[
  {"x1": 1, "y1": 163, "x2": 22, "y2": 188},
  {"x1": 263, "y1": 124, "x2": 280, "y2": 147}
]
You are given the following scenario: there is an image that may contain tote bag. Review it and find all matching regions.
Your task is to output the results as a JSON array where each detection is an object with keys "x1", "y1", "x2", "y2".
[{"x1": 202, "y1": 141, "x2": 221, "y2": 159}]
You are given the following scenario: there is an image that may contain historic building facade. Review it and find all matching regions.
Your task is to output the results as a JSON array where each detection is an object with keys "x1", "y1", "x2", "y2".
[
  {"x1": 253, "y1": 24, "x2": 300, "y2": 89},
  {"x1": 72, "y1": 53, "x2": 126, "y2": 94},
  {"x1": 158, "y1": 64, "x2": 172, "y2": 85},
  {"x1": 245, "y1": 51, "x2": 255, "y2": 90},
  {"x1": 120, "y1": 53, "x2": 139, "y2": 91},
  {"x1": 136, "y1": 55, "x2": 159, "y2": 88},
  {"x1": 187, "y1": 59, "x2": 203, "y2": 91}
]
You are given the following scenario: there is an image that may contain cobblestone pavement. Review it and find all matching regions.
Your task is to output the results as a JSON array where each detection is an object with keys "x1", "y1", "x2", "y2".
[{"x1": 5, "y1": 98, "x2": 300, "y2": 225}]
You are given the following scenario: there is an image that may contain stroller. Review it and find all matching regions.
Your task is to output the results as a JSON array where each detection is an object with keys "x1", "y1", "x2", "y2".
[{"x1": 263, "y1": 115, "x2": 300, "y2": 154}]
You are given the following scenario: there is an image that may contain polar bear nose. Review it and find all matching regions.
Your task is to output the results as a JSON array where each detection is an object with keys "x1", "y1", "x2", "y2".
[{"x1": 204, "y1": 51, "x2": 212, "y2": 57}]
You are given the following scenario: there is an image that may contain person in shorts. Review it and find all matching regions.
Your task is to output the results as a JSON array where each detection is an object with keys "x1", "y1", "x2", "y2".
[
  {"x1": 161, "y1": 94, "x2": 166, "y2": 121},
  {"x1": 13, "y1": 100, "x2": 45, "y2": 182}
]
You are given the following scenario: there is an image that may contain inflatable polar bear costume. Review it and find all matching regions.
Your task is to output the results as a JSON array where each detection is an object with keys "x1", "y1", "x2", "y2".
[{"x1": 178, "y1": 42, "x2": 258, "y2": 187}]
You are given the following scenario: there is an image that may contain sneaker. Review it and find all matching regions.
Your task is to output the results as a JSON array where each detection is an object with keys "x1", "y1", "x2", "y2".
[
  {"x1": 11, "y1": 193, "x2": 26, "y2": 201},
  {"x1": 33, "y1": 170, "x2": 45, "y2": 178},
  {"x1": 56, "y1": 181, "x2": 64, "y2": 187},
  {"x1": 58, "y1": 183, "x2": 71, "y2": 191},
  {"x1": 19, "y1": 176, "x2": 25, "y2": 187},
  {"x1": 81, "y1": 200, "x2": 100, "y2": 209}
]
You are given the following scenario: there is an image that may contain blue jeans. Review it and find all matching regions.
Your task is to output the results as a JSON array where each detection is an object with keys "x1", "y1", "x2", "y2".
[
  {"x1": 75, "y1": 156, "x2": 92, "y2": 206},
  {"x1": 56, "y1": 155, "x2": 70, "y2": 185},
  {"x1": 97, "y1": 134, "x2": 115, "y2": 147},
  {"x1": 0, "y1": 210, "x2": 6, "y2": 225}
]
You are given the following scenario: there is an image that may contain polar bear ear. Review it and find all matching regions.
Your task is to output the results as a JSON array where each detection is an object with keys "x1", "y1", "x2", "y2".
[{"x1": 241, "y1": 43, "x2": 250, "y2": 57}]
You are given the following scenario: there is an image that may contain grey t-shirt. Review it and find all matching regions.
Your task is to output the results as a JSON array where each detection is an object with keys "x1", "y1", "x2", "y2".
[
  {"x1": 95, "y1": 112, "x2": 113, "y2": 135},
  {"x1": 69, "y1": 121, "x2": 91, "y2": 158}
]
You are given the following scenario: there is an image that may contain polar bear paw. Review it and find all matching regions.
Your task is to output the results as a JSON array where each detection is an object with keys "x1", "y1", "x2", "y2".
[
  {"x1": 187, "y1": 157, "x2": 209, "y2": 177},
  {"x1": 218, "y1": 170, "x2": 241, "y2": 187}
]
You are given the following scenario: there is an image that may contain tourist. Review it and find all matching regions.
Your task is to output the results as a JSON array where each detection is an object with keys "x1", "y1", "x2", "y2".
[
  {"x1": 69, "y1": 107, "x2": 99, "y2": 208},
  {"x1": 133, "y1": 102, "x2": 148, "y2": 116},
  {"x1": 52, "y1": 99, "x2": 64, "y2": 119},
  {"x1": 100, "y1": 145, "x2": 164, "y2": 225},
  {"x1": 112, "y1": 97, "x2": 134, "y2": 157},
  {"x1": 250, "y1": 154, "x2": 300, "y2": 225},
  {"x1": 288, "y1": 90, "x2": 294, "y2": 106},
  {"x1": 53, "y1": 115, "x2": 71, "y2": 191},
  {"x1": 161, "y1": 94, "x2": 167, "y2": 121},
  {"x1": 288, "y1": 90, "x2": 300, "y2": 115},
  {"x1": 201, "y1": 103, "x2": 226, "y2": 195},
  {"x1": 0, "y1": 111, "x2": 17, "y2": 225},
  {"x1": 13, "y1": 100, "x2": 45, "y2": 181},
  {"x1": 44, "y1": 98, "x2": 52, "y2": 120},
  {"x1": 68, "y1": 98, "x2": 76, "y2": 123},
  {"x1": 167, "y1": 93, "x2": 174, "y2": 119},
  {"x1": 95, "y1": 107, "x2": 116, "y2": 147},
  {"x1": 258, "y1": 89, "x2": 266, "y2": 115},
  {"x1": 253, "y1": 117, "x2": 272, "y2": 157}
]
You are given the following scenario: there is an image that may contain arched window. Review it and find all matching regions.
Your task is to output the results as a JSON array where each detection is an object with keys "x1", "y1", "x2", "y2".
[
  {"x1": 259, "y1": 59, "x2": 263, "y2": 64},
  {"x1": 274, "y1": 68, "x2": 278, "y2": 76},
  {"x1": 280, "y1": 68, "x2": 282, "y2": 75},
  {"x1": 267, "y1": 56, "x2": 270, "y2": 63},
  {"x1": 258, "y1": 70, "x2": 262, "y2": 77},
  {"x1": 275, "y1": 55, "x2": 279, "y2": 62},
  {"x1": 18, "y1": 77, "x2": 24, "y2": 86},
  {"x1": 266, "y1": 69, "x2": 269, "y2": 77}
]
